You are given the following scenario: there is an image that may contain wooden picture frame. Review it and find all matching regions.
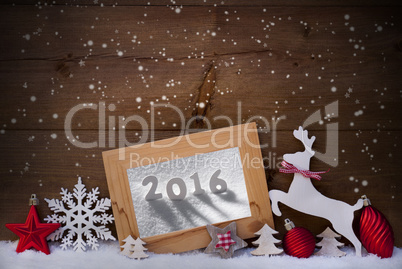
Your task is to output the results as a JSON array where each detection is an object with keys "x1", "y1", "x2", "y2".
[{"x1": 102, "y1": 122, "x2": 274, "y2": 254}]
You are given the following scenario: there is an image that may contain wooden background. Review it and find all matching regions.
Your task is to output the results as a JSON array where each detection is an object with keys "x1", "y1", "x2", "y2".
[{"x1": 1, "y1": 0, "x2": 401, "y2": 248}]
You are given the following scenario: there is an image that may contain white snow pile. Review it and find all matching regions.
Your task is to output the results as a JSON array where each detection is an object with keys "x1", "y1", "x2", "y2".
[
  {"x1": 127, "y1": 147, "x2": 251, "y2": 238},
  {"x1": 0, "y1": 241, "x2": 401, "y2": 269}
]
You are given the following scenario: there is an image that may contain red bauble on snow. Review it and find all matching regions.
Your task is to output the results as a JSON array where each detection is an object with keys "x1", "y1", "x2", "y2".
[
  {"x1": 282, "y1": 219, "x2": 315, "y2": 258},
  {"x1": 5, "y1": 194, "x2": 60, "y2": 255},
  {"x1": 360, "y1": 195, "x2": 394, "y2": 258}
]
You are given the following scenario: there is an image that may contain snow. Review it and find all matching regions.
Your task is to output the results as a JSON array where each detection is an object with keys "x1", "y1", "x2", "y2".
[
  {"x1": 1, "y1": 241, "x2": 401, "y2": 269},
  {"x1": 127, "y1": 147, "x2": 251, "y2": 238}
]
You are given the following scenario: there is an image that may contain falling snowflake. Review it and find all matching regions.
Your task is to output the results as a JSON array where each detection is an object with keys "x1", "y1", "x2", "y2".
[
  {"x1": 44, "y1": 177, "x2": 115, "y2": 252},
  {"x1": 23, "y1": 163, "x2": 30, "y2": 172}
]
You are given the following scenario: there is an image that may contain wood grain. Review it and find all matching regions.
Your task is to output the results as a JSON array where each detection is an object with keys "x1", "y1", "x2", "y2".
[
  {"x1": 102, "y1": 123, "x2": 273, "y2": 253},
  {"x1": 0, "y1": 1, "x2": 401, "y2": 249},
  {"x1": 0, "y1": 6, "x2": 400, "y2": 130},
  {"x1": 0, "y1": 54, "x2": 400, "y2": 130},
  {"x1": 1, "y1": 1, "x2": 402, "y2": 6}
]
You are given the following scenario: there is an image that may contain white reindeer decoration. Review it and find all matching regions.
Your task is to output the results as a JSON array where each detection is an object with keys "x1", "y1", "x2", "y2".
[{"x1": 269, "y1": 127, "x2": 364, "y2": 256}]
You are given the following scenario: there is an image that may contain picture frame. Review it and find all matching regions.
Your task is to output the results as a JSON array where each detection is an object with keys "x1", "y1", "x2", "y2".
[{"x1": 102, "y1": 122, "x2": 274, "y2": 254}]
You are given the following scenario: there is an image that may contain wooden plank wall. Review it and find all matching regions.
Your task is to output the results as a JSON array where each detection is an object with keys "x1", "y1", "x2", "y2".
[{"x1": 1, "y1": 0, "x2": 401, "y2": 247}]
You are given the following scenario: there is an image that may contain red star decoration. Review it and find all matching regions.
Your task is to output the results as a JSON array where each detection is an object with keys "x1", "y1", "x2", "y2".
[
  {"x1": 215, "y1": 231, "x2": 236, "y2": 252},
  {"x1": 6, "y1": 205, "x2": 60, "y2": 254}
]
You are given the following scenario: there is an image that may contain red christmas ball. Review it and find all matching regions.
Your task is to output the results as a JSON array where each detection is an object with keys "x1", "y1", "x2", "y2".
[
  {"x1": 360, "y1": 196, "x2": 394, "y2": 258},
  {"x1": 282, "y1": 219, "x2": 315, "y2": 258}
]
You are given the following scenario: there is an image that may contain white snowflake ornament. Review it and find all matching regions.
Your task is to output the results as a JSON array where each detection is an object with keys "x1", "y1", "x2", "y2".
[{"x1": 44, "y1": 177, "x2": 116, "y2": 252}]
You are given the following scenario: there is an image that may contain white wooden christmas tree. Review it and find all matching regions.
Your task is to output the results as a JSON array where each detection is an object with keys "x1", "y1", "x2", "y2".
[
  {"x1": 251, "y1": 224, "x2": 283, "y2": 256},
  {"x1": 120, "y1": 235, "x2": 135, "y2": 257},
  {"x1": 315, "y1": 227, "x2": 346, "y2": 257},
  {"x1": 120, "y1": 235, "x2": 149, "y2": 260},
  {"x1": 131, "y1": 237, "x2": 149, "y2": 260}
]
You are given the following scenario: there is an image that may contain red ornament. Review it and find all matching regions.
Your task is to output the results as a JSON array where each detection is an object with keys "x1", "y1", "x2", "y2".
[
  {"x1": 5, "y1": 194, "x2": 60, "y2": 255},
  {"x1": 360, "y1": 195, "x2": 394, "y2": 258},
  {"x1": 282, "y1": 219, "x2": 315, "y2": 258}
]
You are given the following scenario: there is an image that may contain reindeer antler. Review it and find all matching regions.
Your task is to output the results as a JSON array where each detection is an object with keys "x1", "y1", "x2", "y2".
[{"x1": 293, "y1": 126, "x2": 316, "y2": 154}]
